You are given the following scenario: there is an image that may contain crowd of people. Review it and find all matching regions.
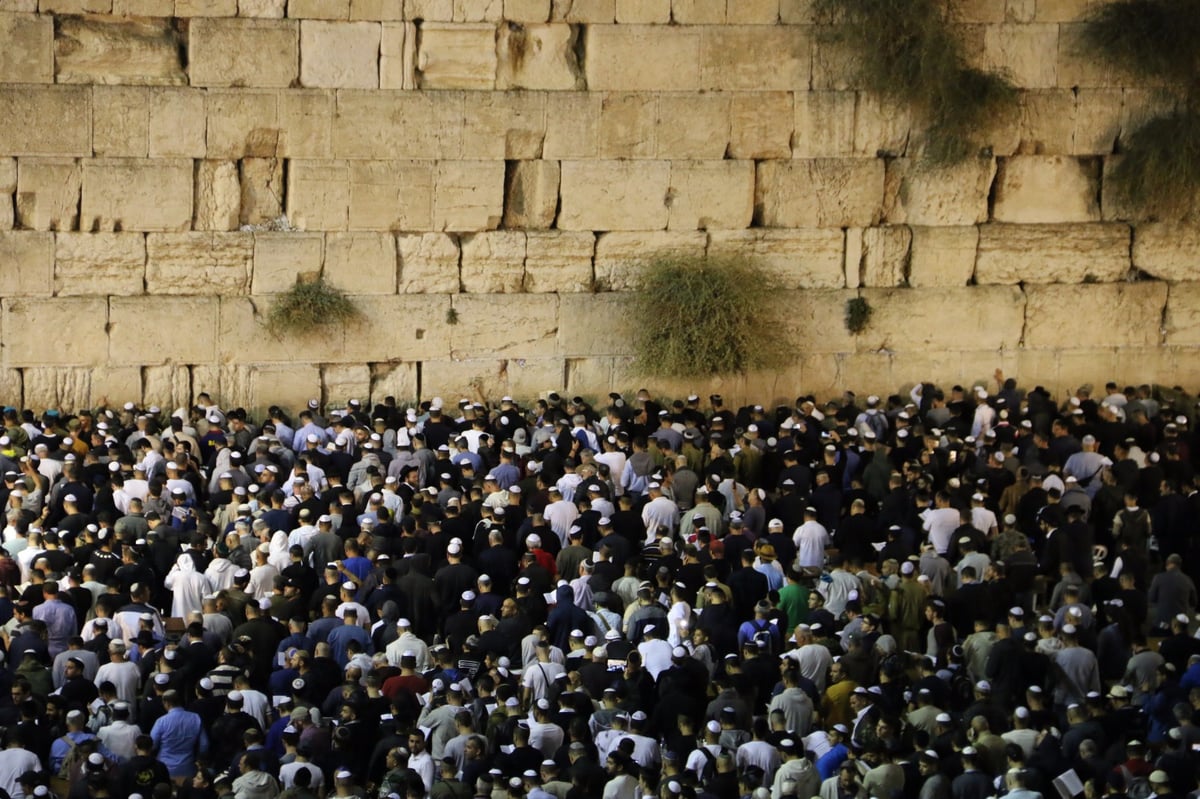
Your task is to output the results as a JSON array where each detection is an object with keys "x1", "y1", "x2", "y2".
[{"x1": 0, "y1": 374, "x2": 1196, "y2": 799}]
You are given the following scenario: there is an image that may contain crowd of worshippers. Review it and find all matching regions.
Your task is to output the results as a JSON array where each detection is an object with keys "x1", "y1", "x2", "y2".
[{"x1": 0, "y1": 375, "x2": 1196, "y2": 799}]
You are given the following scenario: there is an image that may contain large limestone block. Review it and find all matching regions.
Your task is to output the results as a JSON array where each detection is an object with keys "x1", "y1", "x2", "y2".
[
  {"x1": 1165, "y1": 283, "x2": 1200, "y2": 346},
  {"x1": 0, "y1": 197, "x2": 10, "y2": 232},
  {"x1": 496, "y1": 22, "x2": 581, "y2": 90},
  {"x1": 0, "y1": 12, "x2": 52, "y2": 83},
  {"x1": 598, "y1": 93, "x2": 657, "y2": 159},
  {"x1": 793, "y1": 91, "x2": 856, "y2": 157},
  {"x1": 768, "y1": 289, "x2": 857, "y2": 354},
  {"x1": 324, "y1": 232, "x2": 397, "y2": 294},
  {"x1": 321, "y1": 364, "x2": 371, "y2": 407},
  {"x1": 108, "y1": 297, "x2": 218, "y2": 365},
  {"x1": 460, "y1": 231, "x2": 526, "y2": 293},
  {"x1": 240, "y1": 157, "x2": 285, "y2": 226},
  {"x1": 882, "y1": 158, "x2": 996, "y2": 225},
  {"x1": 730, "y1": 93, "x2": 791, "y2": 159},
  {"x1": 524, "y1": 230, "x2": 594, "y2": 292},
  {"x1": 975, "y1": 223, "x2": 1131, "y2": 284},
  {"x1": 2, "y1": 298, "x2": 107, "y2": 366},
  {"x1": 593, "y1": 231, "x2": 705, "y2": 291},
  {"x1": 240, "y1": 0, "x2": 288, "y2": 14},
  {"x1": 544, "y1": 93, "x2": 600, "y2": 158},
  {"x1": 21, "y1": 367, "x2": 92, "y2": 412},
  {"x1": 217, "y1": 297, "x2": 309, "y2": 360},
  {"x1": 992, "y1": 155, "x2": 1101, "y2": 223},
  {"x1": 288, "y1": 0, "x2": 350, "y2": 16},
  {"x1": 141, "y1": 364, "x2": 192, "y2": 412},
  {"x1": 145, "y1": 232, "x2": 253, "y2": 294},
  {"x1": 148, "y1": 88, "x2": 206, "y2": 157},
  {"x1": 707, "y1": 229, "x2": 844, "y2": 289},
  {"x1": 504, "y1": 0, "x2": 549, "y2": 21},
  {"x1": 0, "y1": 232, "x2": 53, "y2": 296},
  {"x1": 459, "y1": 92, "x2": 546, "y2": 160},
  {"x1": 365, "y1": 361, "x2": 418, "y2": 404},
  {"x1": 667, "y1": 160, "x2": 754, "y2": 230},
  {"x1": 975, "y1": 23, "x2": 1058, "y2": 88},
  {"x1": 585, "y1": 25, "x2": 701, "y2": 91},
  {"x1": 449, "y1": 295, "x2": 559, "y2": 358},
  {"x1": 549, "y1": 0, "x2": 613, "y2": 21},
  {"x1": 188, "y1": 18, "x2": 299, "y2": 87},
  {"x1": 503, "y1": 160, "x2": 559, "y2": 229},
  {"x1": 854, "y1": 93, "x2": 912, "y2": 158},
  {"x1": 89, "y1": 365, "x2": 142, "y2": 407},
  {"x1": 397, "y1": 232, "x2": 460, "y2": 293},
  {"x1": 93, "y1": 87, "x2": 149, "y2": 157},
  {"x1": 1074, "y1": 89, "x2": 1123, "y2": 155},
  {"x1": 1132, "y1": 224, "x2": 1200, "y2": 282},
  {"x1": 422, "y1": 358, "x2": 565, "y2": 400},
  {"x1": 843, "y1": 227, "x2": 862, "y2": 289},
  {"x1": 405, "y1": 0, "x2": 453, "y2": 19},
  {"x1": 1023, "y1": 282, "x2": 1167, "y2": 348},
  {"x1": 286, "y1": 160, "x2": 350, "y2": 229},
  {"x1": 251, "y1": 231, "x2": 324, "y2": 293},
  {"x1": 670, "y1": 0, "x2": 723, "y2": 23},
  {"x1": 349, "y1": 0, "x2": 400, "y2": 18},
  {"x1": 331, "y1": 91, "x2": 460, "y2": 159},
  {"x1": 80, "y1": 158, "x2": 193, "y2": 232},
  {"x1": 615, "y1": 0, "x2": 667, "y2": 21},
  {"x1": 558, "y1": 292, "x2": 634, "y2": 356},
  {"x1": 16, "y1": 158, "x2": 81, "y2": 232},
  {"x1": 860, "y1": 226, "x2": 912, "y2": 288},
  {"x1": 244, "y1": 363, "x2": 322, "y2": 409},
  {"x1": 700, "y1": 25, "x2": 808, "y2": 90},
  {"x1": 340, "y1": 295, "x2": 453, "y2": 360},
  {"x1": 380, "y1": 22, "x2": 416, "y2": 89},
  {"x1": 0, "y1": 160, "x2": 12, "y2": 193},
  {"x1": 0, "y1": 0, "x2": 37, "y2": 9},
  {"x1": 55, "y1": 17, "x2": 186, "y2": 85},
  {"x1": 558, "y1": 160, "x2": 670, "y2": 231},
  {"x1": 434, "y1": 161, "x2": 504, "y2": 231},
  {"x1": 176, "y1": 0, "x2": 238, "y2": 13},
  {"x1": 346, "y1": 160, "x2": 435, "y2": 230},
  {"x1": 0, "y1": 87, "x2": 90, "y2": 158},
  {"x1": 756, "y1": 159, "x2": 884, "y2": 228},
  {"x1": 656, "y1": 93, "x2": 728, "y2": 159},
  {"x1": 861, "y1": 286, "x2": 1026, "y2": 352},
  {"x1": 1057, "y1": 23, "x2": 1125, "y2": 88},
  {"x1": 454, "y1": 0, "x2": 503, "y2": 19},
  {"x1": 417, "y1": 22, "x2": 496, "y2": 89},
  {"x1": 726, "y1": 0, "x2": 778, "y2": 22},
  {"x1": 907, "y1": 226, "x2": 979, "y2": 288},
  {"x1": 1018, "y1": 89, "x2": 1074, "y2": 155},
  {"x1": 300, "y1": 21, "x2": 380, "y2": 87},
  {"x1": 54, "y1": 233, "x2": 145, "y2": 296},
  {"x1": 194, "y1": 160, "x2": 242, "y2": 231}
]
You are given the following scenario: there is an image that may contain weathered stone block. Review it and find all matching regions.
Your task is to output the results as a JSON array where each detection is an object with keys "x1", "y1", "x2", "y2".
[
  {"x1": 21, "y1": 367, "x2": 92, "y2": 412},
  {"x1": 148, "y1": 88, "x2": 206, "y2": 158},
  {"x1": 793, "y1": 91, "x2": 856, "y2": 157},
  {"x1": 854, "y1": 93, "x2": 912, "y2": 157},
  {"x1": 2, "y1": 298, "x2": 107, "y2": 366},
  {"x1": 397, "y1": 232, "x2": 459, "y2": 293},
  {"x1": 544, "y1": 93, "x2": 600, "y2": 158},
  {"x1": 558, "y1": 160, "x2": 669, "y2": 231},
  {"x1": 349, "y1": 0, "x2": 401, "y2": 16},
  {"x1": 286, "y1": 160, "x2": 350, "y2": 230},
  {"x1": 701, "y1": 26, "x2": 808, "y2": 90},
  {"x1": 0, "y1": 12, "x2": 52, "y2": 83},
  {"x1": 862, "y1": 286, "x2": 1026, "y2": 352},
  {"x1": 907, "y1": 226, "x2": 979, "y2": 288},
  {"x1": 417, "y1": 22, "x2": 496, "y2": 89},
  {"x1": 976, "y1": 23, "x2": 1057, "y2": 88},
  {"x1": 726, "y1": 0, "x2": 776, "y2": 22},
  {"x1": 324, "y1": 232, "x2": 397, "y2": 294},
  {"x1": 1074, "y1": 89, "x2": 1123, "y2": 154},
  {"x1": 81, "y1": 158, "x2": 193, "y2": 232},
  {"x1": 300, "y1": 21, "x2": 380, "y2": 87},
  {"x1": 549, "y1": 0, "x2": 612, "y2": 21},
  {"x1": 0, "y1": 87, "x2": 91, "y2": 157},
  {"x1": 188, "y1": 18, "x2": 299, "y2": 87},
  {"x1": 0, "y1": 0, "x2": 36, "y2": 10},
  {"x1": 54, "y1": 232, "x2": 145, "y2": 296},
  {"x1": 55, "y1": 17, "x2": 186, "y2": 85},
  {"x1": 239, "y1": 0, "x2": 288, "y2": 15},
  {"x1": 405, "y1": 0, "x2": 453, "y2": 19},
  {"x1": 524, "y1": 230, "x2": 593, "y2": 292},
  {"x1": 455, "y1": 0, "x2": 502, "y2": 18},
  {"x1": 422, "y1": 358, "x2": 565, "y2": 400},
  {"x1": 251, "y1": 232, "x2": 324, "y2": 293},
  {"x1": 1057, "y1": 23, "x2": 1126, "y2": 88},
  {"x1": 289, "y1": 159, "x2": 430, "y2": 231},
  {"x1": 598, "y1": 93, "x2": 657, "y2": 159},
  {"x1": 1164, "y1": 283, "x2": 1200, "y2": 346},
  {"x1": 331, "y1": 91, "x2": 460, "y2": 159},
  {"x1": 0, "y1": 232, "x2": 53, "y2": 296},
  {"x1": 433, "y1": 161, "x2": 504, "y2": 232},
  {"x1": 243, "y1": 363, "x2": 323, "y2": 409},
  {"x1": 615, "y1": 0, "x2": 668, "y2": 22},
  {"x1": 585, "y1": 25, "x2": 700, "y2": 90},
  {"x1": 557, "y1": 293, "x2": 633, "y2": 356},
  {"x1": 1132, "y1": 224, "x2": 1200, "y2": 282},
  {"x1": 1018, "y1": 89, "x2": 1074, "y2": 155},
  {"x1": 93, "y1": 87, "x2": 149, "y2": 157},
  {"x1": 496, "y1": 22, "x2": 581, "y2": 90},
  {"x1": 505, "y1": 0, "x2": 547, "y2": 20},
  {"x1": 756, "y1": 159, "x2": 884, "y2": 228},
  {"x1": 341, "y1": 294, "x2": 453, "y2": 360},
  {"x1": 37, "y1": 0, "x2": 111, "y2": 12},
  {"x1": 993, "y1": 155, "x2": 1100, "y2": 224},
  {"x1": 460, "y1": 231, "x2": 526, "y2": 293},
  {"x1": 1023, "y1": 282, "x2": 1167, "y2": 348},
  {"x1": 380, "y1": 22, "x2": 416, "y2": 89},
  {"x1": 366, "y1": 361, "x2": 418, "y2": 404},
  {"x1": 503, "y1": 160, "x2": 558, "y2": 229},
  {"x1": 882, "y1": 158, "x2": 996, "y2": 225},
  {"x1": 668, "y1": 160, "x2": 754, "y2": 230},
  {"x1": 16, "y1": 158, "x2": 81, "y2": 232},
  {"x1": 194, "y1": 160, "x2": 242, "y2": 231},
  {"x1": 88, "y1": 365, "x2": 141, "y2": 407},
  {"x1": 593, "y1": 231, "x2": 705, "y2": 291},
  {"x1": 145, "y1": 232, "x2": 253, "y2": 294},
  {"x1": 140, "y1": 364, "x2": 191, "y2": 412},
  {"x1": 729, "y1": 92, "x2": 791, "y2": 159},
  {"x1": 860, "y1": 226, "x2": 912, "y2": 288},
  {"x1": 0, "y1": 159, "x2": 15, "y2": 194},
  {"x1": 240, "y1": 157, "x2": 285, "y2": 226},
  {"x1": 975, "y1": 223, "x2": 1130, "y2": 284},
  {"x1": 843, "y1": 227, "x2": 862, "y2": 289},
  {"x1": 176, "y1": 0, "x2": 237, "y2": 14},
  {"x1": 670, "y1": 0, "x2": 722, "y2": 22},
  {"x1": 217, "y1": 297, "x2": 306, "y2": 361},
  {"x1": 767, "y1": 289, "x2": 857, "y2": 354},
  {"x1": 288, "y1": 0, "x2": 349, "y2": 16},
  {"x1": 707, "y1": 229, "x2": 844, "y2": 289},
  {"x1": 460, "y1": 92, "x2": 545, "y2": 160},
  {"x1": 656, "y1": 93, "x2": 728, "y2": 159},
  {"x1": 321, "y1": 364, "x2": 371, "y2": 406},
  {"x1": 108, "y1": 297, "x2": 218, "y2": 365},
  {"x1": 449, "y1": 294, "x2": 558, "y2": 358}
]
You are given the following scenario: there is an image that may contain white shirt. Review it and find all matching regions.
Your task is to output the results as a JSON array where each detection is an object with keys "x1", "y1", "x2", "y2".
[
  {"x1": 793, "y1": 521, "x2": 830, "y2": 569},
  {"x1": 95, "y1": 660, "x2": 141, "y2": 704},
  {"x1": 922, "y1": 507, "x2": 960, "y2": 554},
  {"x1": 521, "y1": 660, "x2": 565, "y2": 702},
  {"x1": 0, "y1": 746, "x2": 41, "y2": 798},
  {"x1": 641, "y1": 496, "x2": 679, "y2": 542},
  {"x1": 97, "y1": 719, "x2": 141, "y2": 760},
  {"x1": 637, "y1": 638, "x2": 674, "y2": 680}
]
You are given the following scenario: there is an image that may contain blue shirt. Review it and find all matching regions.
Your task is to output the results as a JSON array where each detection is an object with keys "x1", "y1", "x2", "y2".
[
  {"x1": 326, "y1": 623, "x2": 371, "y2": 667},
  {"x1": 50, "y1": 731, "x2": 116, "y2": 773},
  {"x1": 816, "y1": 742, "x2": 849, "y2": 780},
  {"x1": 150, "y1": 706, "x2": 209, "y2": 777}
]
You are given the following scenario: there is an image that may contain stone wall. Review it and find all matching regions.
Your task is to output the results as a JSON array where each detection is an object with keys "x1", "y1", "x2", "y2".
[{"x1": 1, "y1": 0, "x2": 1199, "y2": 412}]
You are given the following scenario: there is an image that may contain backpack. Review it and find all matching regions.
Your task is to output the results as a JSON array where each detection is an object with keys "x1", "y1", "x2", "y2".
[
  {"x1": 1120, "y1": 767, "x2": 1152, "y2": 799},
  {"x1": 697, "y1": 745, "x2": 719, "y2": 785},
  {"x1": 751, "y1": 619, "x2": 778, "y2": 656}
]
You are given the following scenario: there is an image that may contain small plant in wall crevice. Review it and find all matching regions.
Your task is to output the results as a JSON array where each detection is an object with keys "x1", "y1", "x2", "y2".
[
  {"x1": 845, "y1": 296, "x2": 873, "y2": 335},
  {"x1": 265, "y1": 277, "x2": 362, "y2": 337}
]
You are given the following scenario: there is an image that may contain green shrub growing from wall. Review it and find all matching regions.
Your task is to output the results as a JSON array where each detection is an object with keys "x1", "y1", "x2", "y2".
[{"x1": 265, "y1": 278, "x2": 362, "y2": 337}]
